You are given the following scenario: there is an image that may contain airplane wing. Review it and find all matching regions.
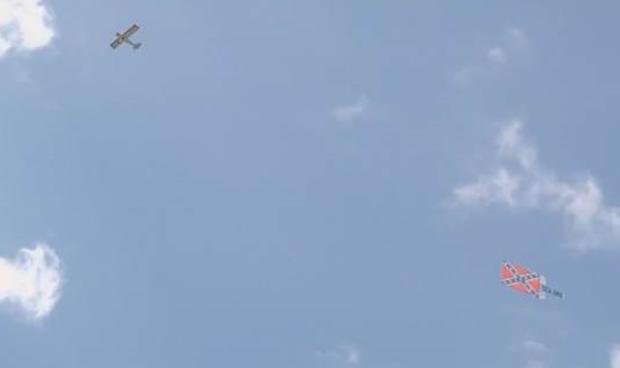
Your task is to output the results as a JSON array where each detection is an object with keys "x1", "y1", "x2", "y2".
[
  {"x1": 110, "y1": 37, "x2": 123, "y2": 49},
  {"x1": 122, "y1": 24, "x2": 140, "y2": 38}
]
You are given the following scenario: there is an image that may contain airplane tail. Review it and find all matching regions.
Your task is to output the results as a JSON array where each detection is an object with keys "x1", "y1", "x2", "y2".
[{"x1": 133, "y1": 42, "x2": 142, "y2": 50}]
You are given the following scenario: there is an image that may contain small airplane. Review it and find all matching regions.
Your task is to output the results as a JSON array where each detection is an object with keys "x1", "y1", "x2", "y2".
[
  {"x1": 111, "y1": 24, "x2": 142, "y2": 50},
  {"x1": 500, "y1": 261, "x2": 564, "y2": 299}
]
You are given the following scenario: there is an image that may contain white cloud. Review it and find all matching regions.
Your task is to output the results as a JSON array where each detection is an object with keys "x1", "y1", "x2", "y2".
[
  {"x1": 0, "y1": 243, "x2": 63, "y2": 320},
  {"x1": 453, "y1": 168, "x2": 520, "y2": 207},
  {"x1": 487, "y1": 47, "x2": 506, "y2": 64},
  {"x1": 331, "y1": 96, "x2": 369, "y2": 123},
  {"x1": 316, "y1": 344, "x2": 362, "y2": 366},
  {"x1": 0, "y1": 0, "x2": 55, "y2": 58},
  {"x1": 453, "y1": 120, "x2": 620, "y2": 252},
  {"x1": 611, "y1": 344, "x2": 620, "y2": 368}
]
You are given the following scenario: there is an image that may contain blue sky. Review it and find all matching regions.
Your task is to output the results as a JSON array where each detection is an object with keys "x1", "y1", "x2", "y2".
[{"x1": 1, "y1": 1, "x2": 620, "y2": 367}]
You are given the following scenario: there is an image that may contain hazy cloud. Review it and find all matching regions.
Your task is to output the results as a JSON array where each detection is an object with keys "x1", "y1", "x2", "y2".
[
  {"x1": 316, "y1": 344, "x2": 362, "y2": 366},
  {"x1": 455, "y1": 27, "x2": 528, "y2": 84},
  {"x1": 331, "y1": 96, "x2": 369, "y2": 123},
  {"x1": 454, "y1": 66, "x2": 481, "y2": 85},
  {"x1": 487, "y1": 47, "x2": 507, "y2": 63},
  {"x1": 0, "y1": 243, "x2": 63, "y2": 320},
  {"x1": 453, "y1": 120, "x2": 620, "y2": 252},
  {"x1": 611, "y1": 344, "x2": 620, "y2": 368},
  {"x1": 0, "y1": 0, "x2": 55, "y2": 58},
  {"x1": 511, "y1": 340, "x2": 551, "y2": 368},
  {"x1": 509, "y1": 27, "x2": 528, "y2": 47}
]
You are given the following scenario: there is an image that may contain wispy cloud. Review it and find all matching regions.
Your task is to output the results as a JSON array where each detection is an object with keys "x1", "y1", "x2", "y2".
[
  {"x1": 454, "y1": 66, "x2": 481, "y2": 85},
  {"x1": 331, "y1": 96, "x2": 369, "y2": 123},
  {"x1": 509, "y1": 27, "x2": 528, "y2": 47},
  {"x1": 512, "y1": 340, "x2": 551, "y2": 368},
  {"x1": 611, "y1": 344, "x2": 620, "y2": 368},
  {"x1": 0, "y1": 0, "x2": 55, "y2": 58},
  {"x1": 452, "y1": 120, "x2": 620, "y2": 252},
  {"x1": 0, "y1": 243, "x2": 63, "y2": 320},
  {"x1": 455, "y1": 27, "x2": 528, "y2": 84},
  {"x1": 316, "y1": 344, "x2": 362, "y2": 366},
  {"x1": 487, "y1": 47, "x2": 507, "y2": 64}
]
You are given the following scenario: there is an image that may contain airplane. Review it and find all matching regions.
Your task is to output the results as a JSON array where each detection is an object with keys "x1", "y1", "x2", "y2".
[
  {"x1": 111, "y1": 24, "x2": 142, "y2": 50},
  {"x1": 500, "y1": 260, "x2": 564, "y2": 299}
]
